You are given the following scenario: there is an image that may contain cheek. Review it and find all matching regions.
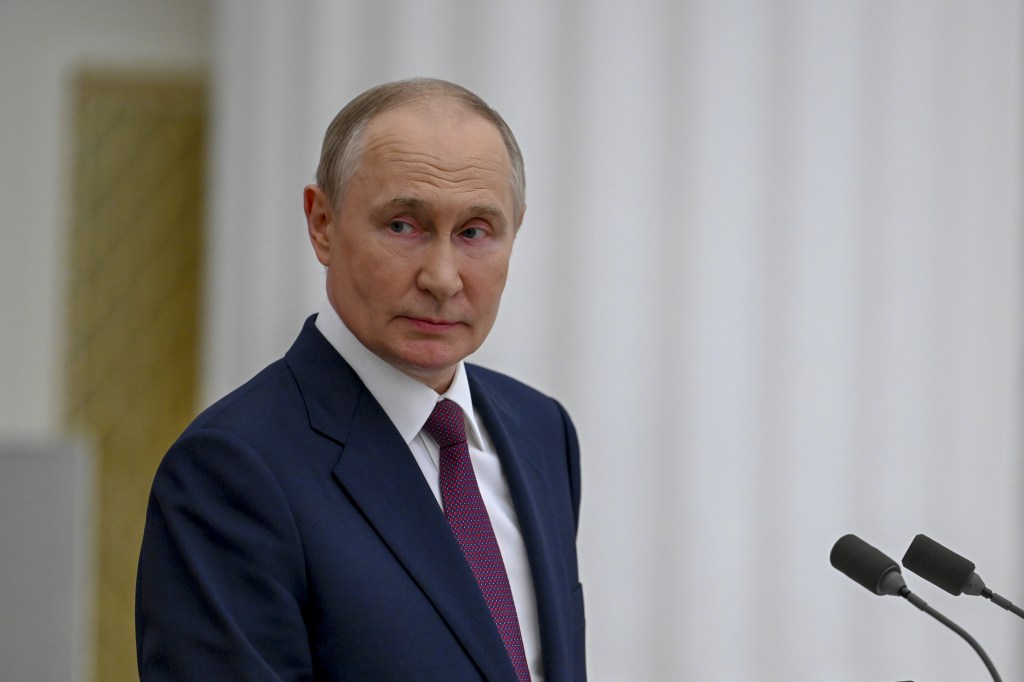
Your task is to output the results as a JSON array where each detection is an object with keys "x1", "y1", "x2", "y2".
[
  {"x1": 468, "y1": 262, "x2": 510, "y2": 307},
  {"x1": 337, "y1": 238, "x2": 385, "y2": 286},
  {"x1": 347, "y1": 252, "x2": 416, "y2": 309}
]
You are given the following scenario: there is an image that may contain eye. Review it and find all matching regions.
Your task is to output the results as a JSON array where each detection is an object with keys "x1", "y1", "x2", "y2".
[
  {"x1": 388, "y1": 220, "x2": 415, "y2": 235},
  {"x1": 461, "y1": 226, "x2": 487, "y2": 240}
]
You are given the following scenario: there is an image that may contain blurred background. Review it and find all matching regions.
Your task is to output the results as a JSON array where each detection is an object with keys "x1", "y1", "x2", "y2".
[{"x1": 2, "y1": 1, "x2": 1022, "y2": 680}]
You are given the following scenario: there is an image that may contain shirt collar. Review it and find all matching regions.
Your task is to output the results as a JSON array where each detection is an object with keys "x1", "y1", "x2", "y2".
[{"x1": 314, "y1": 298, "x2": 483, "y2": 447}]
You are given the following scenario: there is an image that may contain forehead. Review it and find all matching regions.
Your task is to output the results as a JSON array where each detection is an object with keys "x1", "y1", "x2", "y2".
[
  {"x1": 353, "y1": 102, "x2": 515, "y2": 209},
  {"x1": 364, "y1": 99, "x2": 504, "y2": 151}
]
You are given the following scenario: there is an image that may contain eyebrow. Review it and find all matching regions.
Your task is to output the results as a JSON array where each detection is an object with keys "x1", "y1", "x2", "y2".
[
  {"x1": 373, "y1": 196, "x2": 428, "y2": 217},
  {"x1": 371, "y1": 196, "x2": 509, "y2": 231}
]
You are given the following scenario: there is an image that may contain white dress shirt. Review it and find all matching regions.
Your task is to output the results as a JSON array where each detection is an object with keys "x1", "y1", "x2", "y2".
[{"x1": 314, "y1": 299, "x2": 544, "y2": 680}]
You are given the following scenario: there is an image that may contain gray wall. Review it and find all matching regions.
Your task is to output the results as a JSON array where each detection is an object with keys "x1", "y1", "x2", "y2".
[{"x1": 0, "y1": 442, "x2": 92, "y2": 682}]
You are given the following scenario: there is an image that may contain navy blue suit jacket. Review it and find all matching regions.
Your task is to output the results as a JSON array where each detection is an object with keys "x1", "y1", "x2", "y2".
[{"x1": 136, "y1": 317, "x2": 585, "y2": 681}]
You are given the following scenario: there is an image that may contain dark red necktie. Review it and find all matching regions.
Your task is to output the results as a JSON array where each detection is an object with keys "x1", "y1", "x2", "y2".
[{"x1": 423, "y1": 399, "x2": 531, "y2": 681}]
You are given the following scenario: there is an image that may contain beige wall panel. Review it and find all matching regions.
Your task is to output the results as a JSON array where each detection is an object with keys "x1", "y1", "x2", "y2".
[{"x1": 66, "y1": 74, "x2": 205, "y2": 682}]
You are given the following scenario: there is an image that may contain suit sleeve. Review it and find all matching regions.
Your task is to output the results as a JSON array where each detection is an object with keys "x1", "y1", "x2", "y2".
[
  {"x1": 136, "y1": 428, "x2": 312, "y2": 681},
  {"x1": 554, "y1": 398, "x2": 586, "y2": 680},
  {"x1": 556, "y1": 400, "x2": 582, "y2": 535}
]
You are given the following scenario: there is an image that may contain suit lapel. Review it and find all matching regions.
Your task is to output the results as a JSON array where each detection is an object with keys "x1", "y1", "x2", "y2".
[
  {"x1": 469, "y1": 370, "x2": 573, "y2": 682},
  {"x1": 285, "y1": 319, "x2": 516, "y2": 682}
]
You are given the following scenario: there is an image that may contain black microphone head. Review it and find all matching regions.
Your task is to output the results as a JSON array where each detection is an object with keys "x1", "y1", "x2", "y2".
[
  {"x1": 902, "y1": 534, "x2": 978, "y2": 596},
  {"x1": 830, "y1": 534, "x2": 906, "y2": 596}
]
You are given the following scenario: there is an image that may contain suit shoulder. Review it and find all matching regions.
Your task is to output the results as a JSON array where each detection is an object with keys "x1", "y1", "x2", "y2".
[
  {"x1": 156, "y1": 357, "x2": 324, "y2": 486},
  {"x1": 465, "y1": 363, "x2": 555, "y2": 404},
  {"x1": 185, "y1": 359, "x2": 301, "y2": 436},
  {"x1": 465, "y1": 363, "x2": 577, "y2": 430}
]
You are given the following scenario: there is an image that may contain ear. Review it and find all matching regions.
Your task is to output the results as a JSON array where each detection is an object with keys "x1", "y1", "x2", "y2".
[{"x1": 304, "y1": 185, "x2": 334, "y2": 266}]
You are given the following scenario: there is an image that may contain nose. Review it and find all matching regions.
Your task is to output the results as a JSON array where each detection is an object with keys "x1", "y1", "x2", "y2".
[{"x1": 416, "y1": 238, "x2": 463, "y2": 301}]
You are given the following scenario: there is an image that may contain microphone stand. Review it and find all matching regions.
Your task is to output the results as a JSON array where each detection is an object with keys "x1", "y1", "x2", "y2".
[
  {"x1": 981, "y1": 588, "x2": 1024, "y2": 620},
  {"x1": 898, "y1": 587, "x2": 1002, "y2": 682}
]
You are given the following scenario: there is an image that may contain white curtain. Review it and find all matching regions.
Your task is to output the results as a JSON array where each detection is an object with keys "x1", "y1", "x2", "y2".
[{"x1": 205, "y1": 1, "x2": 1024, "y2": 679}]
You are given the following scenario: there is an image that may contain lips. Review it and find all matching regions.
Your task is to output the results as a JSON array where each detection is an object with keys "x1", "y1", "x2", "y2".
[{"x1": 402, "y1": 316, "x2": 461, "y2": 333}]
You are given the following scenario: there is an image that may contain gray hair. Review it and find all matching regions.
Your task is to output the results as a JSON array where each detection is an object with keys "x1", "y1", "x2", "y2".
[{"x1": 315, "y1": 77, "x2": 526, "y2": 219}]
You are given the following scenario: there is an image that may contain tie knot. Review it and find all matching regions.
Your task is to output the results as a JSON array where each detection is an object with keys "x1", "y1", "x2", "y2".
[{"x1": 423, "y1": 399, "x2": 467, "y2": 448}]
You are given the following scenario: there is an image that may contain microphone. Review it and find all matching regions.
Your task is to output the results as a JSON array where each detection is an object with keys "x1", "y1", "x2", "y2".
[
  {"x1": 830, "y1": 534, "x2": 1003, "y2": 682},
  {"x1": 830, "y1": 533, "x2": 907, "y2": 596},
  {"x1": 902, "y1": 534, "x2": 1024, "y2": 620}
]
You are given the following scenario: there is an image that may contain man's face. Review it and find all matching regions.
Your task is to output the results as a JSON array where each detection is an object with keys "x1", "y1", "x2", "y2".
[{"x1": 305, "y1": 102, "x2": 520, "y2": 392}]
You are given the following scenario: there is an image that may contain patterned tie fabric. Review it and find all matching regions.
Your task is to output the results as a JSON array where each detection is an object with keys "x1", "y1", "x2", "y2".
[{"x1": 423, "y1": 399, "x2": 531, "y2": 681}]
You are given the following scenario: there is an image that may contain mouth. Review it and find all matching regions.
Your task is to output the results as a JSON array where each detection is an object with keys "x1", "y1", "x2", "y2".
[{"x1": 401, "y1": 316, "x2": 461, "y2": 333}]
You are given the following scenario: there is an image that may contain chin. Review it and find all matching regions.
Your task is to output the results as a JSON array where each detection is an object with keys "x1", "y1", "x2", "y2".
[
  {"x1": 399, "y1": 354, "x2": 461, "y2": 376},
  {"x1": 398, "y1": 338, "x2": 476, "y2": 366},
  {"x1": 393, "y1": 347, "x2": 472, "y2": 381}
]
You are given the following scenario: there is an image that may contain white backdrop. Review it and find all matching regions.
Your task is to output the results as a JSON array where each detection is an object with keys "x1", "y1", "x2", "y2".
[{"x1": 205, "y1": 1, "x2": 1024, "y2": 680}]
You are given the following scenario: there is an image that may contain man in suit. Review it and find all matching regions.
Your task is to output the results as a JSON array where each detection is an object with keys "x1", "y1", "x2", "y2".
[{"x1": 136, "y1": 78, "x2": 585, "y2": 681}]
